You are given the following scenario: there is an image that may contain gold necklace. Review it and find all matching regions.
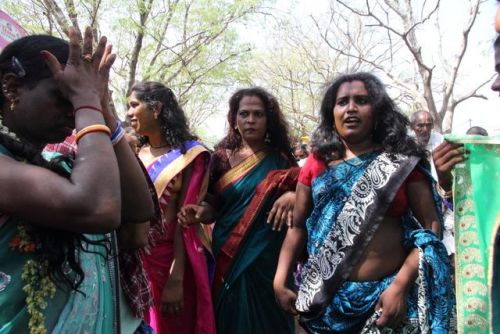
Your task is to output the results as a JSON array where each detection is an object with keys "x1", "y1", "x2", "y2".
[{"x1": 149, "y1": 142, "x2": 169, "y2": 149}]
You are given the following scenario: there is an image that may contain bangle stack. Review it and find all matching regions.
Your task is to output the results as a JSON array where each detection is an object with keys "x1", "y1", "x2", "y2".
[
  {"x1": 436, "y1": 183, "x2": 453, "y2": 199},
  {"x1": 110, "y1": 120, "x2": 125, "y2": 146},
  {"x1": 75, "y1": 124, "x2": 111, "y2": 143}
]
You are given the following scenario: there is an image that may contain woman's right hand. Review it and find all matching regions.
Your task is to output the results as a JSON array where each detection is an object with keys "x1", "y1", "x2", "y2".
[
  {"x1": 274, "y1": 284, "x2": 298, "y2": 315},
  {"x1": 432, "y1": 141, "x2": 465, "y2": 190},
  {"x1": 42, "y1": 26, "x2": 111, "y2": 106},
  {"x1": 178, "y1": 204, "x2": 208, "y2": 226}
]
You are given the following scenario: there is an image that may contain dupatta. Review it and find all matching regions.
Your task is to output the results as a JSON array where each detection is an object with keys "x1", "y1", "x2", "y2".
[{"x1": 446, "y1": 135, "x2": 500, "y2": 334}]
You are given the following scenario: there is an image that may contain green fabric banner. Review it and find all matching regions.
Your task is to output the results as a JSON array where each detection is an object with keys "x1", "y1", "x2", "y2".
[{"x1": 446, "y1": 135, "x2": 500, "y2": 334}]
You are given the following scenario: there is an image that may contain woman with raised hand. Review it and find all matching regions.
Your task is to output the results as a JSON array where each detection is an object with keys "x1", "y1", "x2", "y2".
[
  {"x1": 127, "y1": 81, "x2": 216, "y2": 334},
  {"x1": 0, "y1": 27, "x2": 155, "y2": 333},
  {"x1": 179, "y1": 87, "x2": 299, "y2": 334},
  {"x1": 274, "y1": 73, "x2": 455, "y2": 333}
]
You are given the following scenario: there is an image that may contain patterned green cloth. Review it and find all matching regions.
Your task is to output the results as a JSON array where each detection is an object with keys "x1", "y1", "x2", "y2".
[{"x1": 446, "y1": 135, "x2": 500, "y2": 334}]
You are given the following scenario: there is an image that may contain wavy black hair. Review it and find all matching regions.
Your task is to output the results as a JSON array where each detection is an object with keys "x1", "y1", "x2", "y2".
[
  {"x1": 216, "y1": 87, "x2": 295, "y2": 163},
  {"x1": 0, "y1": 35, "x2": 108, "y2": 291},
  {"x1": 311, "y1": 72, "x2": 426, "y2": 163},
  {"x1": 129, "y1": 81, "x2": 196, "y2": 153}
]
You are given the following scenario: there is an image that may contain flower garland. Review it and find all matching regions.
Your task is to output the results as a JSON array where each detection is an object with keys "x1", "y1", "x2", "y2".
[
  {"x1": 2, "y1": 109, "x2": 56, "y2": 333},
  {"x1": 10, "y1": 224, "x2": 56, "y2": 334},
  {"x1": 0, "y1": 112, "x2": 20, "y2": 142}
]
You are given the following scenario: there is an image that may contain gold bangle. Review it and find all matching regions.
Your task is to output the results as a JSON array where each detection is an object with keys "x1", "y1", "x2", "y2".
[
  {"x1": 75, "y1": 124, "x2": 111, "y2": 143},
  {"x1": 435, "y1": 182, "x2": 452, "y2": 199}
]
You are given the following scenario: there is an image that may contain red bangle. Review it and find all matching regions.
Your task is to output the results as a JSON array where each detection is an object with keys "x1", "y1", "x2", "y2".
[{"x1": 74, "y1": 105, "x2": 103, "y2": 114}]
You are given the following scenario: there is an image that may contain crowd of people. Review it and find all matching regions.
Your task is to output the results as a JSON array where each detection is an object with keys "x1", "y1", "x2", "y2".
[{"x1": 0, "y1": 5, "x2": 498, "y2": 334}]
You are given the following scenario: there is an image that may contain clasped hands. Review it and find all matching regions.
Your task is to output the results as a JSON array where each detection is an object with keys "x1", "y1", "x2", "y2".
[{"x1": 177, "y1": 191, "x2": 296, "y2": 231}]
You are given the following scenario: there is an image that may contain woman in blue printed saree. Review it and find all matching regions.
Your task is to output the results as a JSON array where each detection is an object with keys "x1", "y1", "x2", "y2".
[
  {"x1": 128, "y1": 81, "x2": 216, "y2": 334},
  {"x1": 0, "y1": 30, "x2": 155, "y2": 333},
  {"x1": 274, "y1": 73, "x2": 455, "y2": 333},
  {"x1": 179, "y1": 87, "x2": 299, "y2": 334}
]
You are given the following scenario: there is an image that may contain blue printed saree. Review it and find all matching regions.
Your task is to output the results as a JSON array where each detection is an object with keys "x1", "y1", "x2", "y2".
[
  {"x1": 296, "y1": 151, "x2": 455, "y2": 333},
  {"x1": 211, "y1": 149, "x2": 298, "y2": 334}
]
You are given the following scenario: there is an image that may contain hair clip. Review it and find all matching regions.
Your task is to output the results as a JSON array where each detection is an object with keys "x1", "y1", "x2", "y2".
[{"x1": 11, "y1": 56, "x2": 26, "y2": 78}]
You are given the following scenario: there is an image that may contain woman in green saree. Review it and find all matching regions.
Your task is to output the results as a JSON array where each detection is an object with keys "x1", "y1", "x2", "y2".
[
  {"x1": 0, "y1": 28, "x2": 154, "y2": 333},
  {"x1": 179, "y1": 87, "x2": 299, "y2": 334}
]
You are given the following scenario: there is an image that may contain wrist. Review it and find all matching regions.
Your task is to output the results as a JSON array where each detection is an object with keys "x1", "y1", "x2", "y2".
[
  {"x1": 391, "y1": 276, "x2": 412, "y2": 294},
  {"x1": 70, "y1": 93, "x2": 101, "y2": 108},
  {"x1": 273, "y1": 275, "x2": 287, "y2": 290}
]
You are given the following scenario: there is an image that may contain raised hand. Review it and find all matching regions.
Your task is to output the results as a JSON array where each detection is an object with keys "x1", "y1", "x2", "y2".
[
  {"x1": 41, "y1": 27, "x2": 109, "y2": 107},
  {"x1": 432, "y1": 141, "x2": 465, "y2": 190}
]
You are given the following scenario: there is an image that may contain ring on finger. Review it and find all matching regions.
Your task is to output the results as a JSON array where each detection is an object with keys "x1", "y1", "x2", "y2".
[{"x1": 82, "y1": 54, "x2": 93, "y2": 63}]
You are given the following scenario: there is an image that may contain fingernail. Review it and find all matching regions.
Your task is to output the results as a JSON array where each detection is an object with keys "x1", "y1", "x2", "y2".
[{"x1": 40, "y1": 51, "x2": 49, "y2": 60}]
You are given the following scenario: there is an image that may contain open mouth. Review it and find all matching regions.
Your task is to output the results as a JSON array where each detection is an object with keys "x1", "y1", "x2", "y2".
[{"x1": 344, "y1": 117, "x2": 361, "y2": 125}]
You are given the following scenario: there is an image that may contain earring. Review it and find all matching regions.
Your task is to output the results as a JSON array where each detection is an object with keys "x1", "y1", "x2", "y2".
[
  {"x1": 265, "y1": 132, "x2": 271, "y2": 143},
  {"x1": 9, "y1": 97, "x2": 17, "y2": 112}
]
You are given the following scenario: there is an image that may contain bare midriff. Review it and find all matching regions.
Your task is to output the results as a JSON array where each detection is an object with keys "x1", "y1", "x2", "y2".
[{"x1": 348, "y1": 216, "x2": 407, "y2": 281}]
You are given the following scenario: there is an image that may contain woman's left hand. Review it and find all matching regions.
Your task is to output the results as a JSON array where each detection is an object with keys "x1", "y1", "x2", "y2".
[
  {"x1": 267, "y1": 191, "x2": 295, "y2": 231},
  {"x1": 374, "y1": 282, "x2": 408, "y2": 329},
  {"x1": 161, "y1": 276, "x2": 184, "y2": 317}
]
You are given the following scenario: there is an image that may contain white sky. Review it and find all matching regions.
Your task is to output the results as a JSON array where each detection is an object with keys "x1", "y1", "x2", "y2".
[{"x1": 209, "y1": 0, "x2": 500, "y2": 140}]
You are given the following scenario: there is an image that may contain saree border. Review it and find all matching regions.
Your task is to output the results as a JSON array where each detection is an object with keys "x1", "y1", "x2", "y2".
[
  {"x1": 147, "y1": 142, "x2": 208, "y2": 198},
  {"x1": 214, "y1": 150, "x2": 267, "y2": 194},
  {"x1": 296, "y1": 153, "x2": 420, "y2": 320}
]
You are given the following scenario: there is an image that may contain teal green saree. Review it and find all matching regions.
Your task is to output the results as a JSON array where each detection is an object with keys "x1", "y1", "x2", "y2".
[{"x1": 210, "y1": 149, "x2": 298, "y2": 334}]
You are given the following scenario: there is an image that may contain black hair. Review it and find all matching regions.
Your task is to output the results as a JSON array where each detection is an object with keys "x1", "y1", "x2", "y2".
[
  {"x1": 129, "y1": 81, "x2": 196, "y2": 153},
  {"x1": 466, "y1": 126, "x2": 488, "y2": 136},
  {"x1": 0, "y1": 35, "x2": 108, "y2": 291},
  {"x1": 311, "y1": 72, "x2": 427, "y2": 163},
  {"x1": 216, "y1": 87, "x2": 295, "y2": 163}
]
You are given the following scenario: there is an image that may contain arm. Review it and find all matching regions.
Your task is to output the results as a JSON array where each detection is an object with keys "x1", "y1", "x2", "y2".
[
  {"x1": 273, "y1": 182, "x2": 312, "y2": 314},
  {"x1": 98, "y1": 43, "x2": 155, "y2": 225},
  {"x1": 161, "y1": 165, "x2": 194, "y2": 316},
  {"x1": 375, "y1": 177, "x2": 441, "y2": 328},
  {"x1": 0, "y1": 27, "x2": 120, "y2": 233}
]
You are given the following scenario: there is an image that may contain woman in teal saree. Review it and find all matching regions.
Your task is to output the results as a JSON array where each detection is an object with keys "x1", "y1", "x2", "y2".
[
  {"x1": 0, "y1": 30, "x2": 154, "y2": 333},
  {"x1": 179, "y1": 87, "x2": 298, "y2": 334}
]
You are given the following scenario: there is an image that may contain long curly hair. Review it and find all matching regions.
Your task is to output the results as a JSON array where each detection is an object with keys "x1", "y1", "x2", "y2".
[
  {"x1": 129, "y1": 81, "x2": 196, "y2": 154},
  {"x1": 0, "y1": 35, "x2": 108, "y2": 291},
  {"x1": 216, "y1": 87, "x2": 295, "y2": 163},
  {"x1": 311, "y1": 72, "x2": 426, "y2": 164}
]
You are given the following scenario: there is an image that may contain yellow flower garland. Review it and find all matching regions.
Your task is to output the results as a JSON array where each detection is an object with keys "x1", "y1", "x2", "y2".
[{"x1": 11, "y1": 225, "x2": 56, "y2": 334}]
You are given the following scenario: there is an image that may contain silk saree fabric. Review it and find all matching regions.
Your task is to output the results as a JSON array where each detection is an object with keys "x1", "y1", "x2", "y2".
[
  {"x1": 210, "y1": 148, "x2": 298, "y2": 334},
  {"x1": 141, "y1": 140, "x2": 216, "y2": 334},
  {"x1": 295, "y1": 151, "x2": 455, "y2": 333},
  {"x1": 446, "y1": 135, "x2": 500, "y2": 334}
]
